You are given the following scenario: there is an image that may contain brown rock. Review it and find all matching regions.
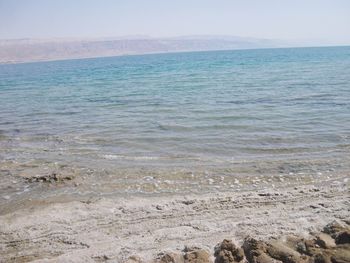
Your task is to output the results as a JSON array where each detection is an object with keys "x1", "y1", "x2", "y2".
[
  {"x1": 242, "y1": 237, "x2": 281, "y2": 263},
  {"x1": 330, "y1": 246, "x2": 350, "y2": 263},
  {"x1": 315, "y1": 233, "x2": 336, "y2": 249},
  {"x1": 155, "y1": 253, "x2": 184, "y2": 263},
  {"x1": 159, "y1": 254, "x2": 175, "y2": 263},
  {"x1": 304, "y1": 239, "x2": 319, "y2": 256},
  {"x1": 215, "y1": 250, "x2": 235, "y2": 263},
  {"x1": 219, "y1": 239, "x2": 236, "y2": 252},
  {"x1": 124, "y1": 255, "x2": 144, "y2": 263},
  {"x1": 183, "y1": 247, "x2": 211, "y2": 263},
  {"x1": 323, "y1": 222, "x2": 349, "y2": 239},
  {"x1": 284, "y1": 236, "x2": 304, "y2": 250},
  {"x1": 242, "y1": 237, "x2": 267, "y2": 254},
  {"x1": 301, "y1": 237, "x2": 350, "y2": 263},
  {"x1": 26, "y1": 172, "x2": 74, "y2": 183},
  {"x1": 233, "y1": 248, "x2": 244, "y2": 262},
  {"x1": 266, "y1": 241, "x2": 307, "y2": 263},
  {"x1": 335, "y1": 231, "x2": 350, "y2": 245},
  {"x1": 313, "y1": 253, "x2": 332, "y2": 263},
  {"x1": 252, "y1": 253, "x2": 282, "y2": 263},
  {"x1": 214, "y1": 239, "x2": 244, "y2": 263}
]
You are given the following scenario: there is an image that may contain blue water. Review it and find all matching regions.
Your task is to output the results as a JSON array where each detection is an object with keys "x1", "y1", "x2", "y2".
[{"x1": 0, "y1": 46, "x2": 350, "y2": 196}]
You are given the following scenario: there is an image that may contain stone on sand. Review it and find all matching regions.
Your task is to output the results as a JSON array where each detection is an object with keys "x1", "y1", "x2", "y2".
[
  {"x1": 266, "y1": 241, "x2": 308, "y2": 263},
  {"x1": 183, "y1": 246, "x2": 211, "y2": 263},
  {"x1": 315, "y1": 233, "x2": 336, "y2": 249},
  {"x1": 242, "y1": 237, "x2": 281, "y2": 263},
  {"x1": 214, "y1": 239, "x2": 244, "y2": 263}
]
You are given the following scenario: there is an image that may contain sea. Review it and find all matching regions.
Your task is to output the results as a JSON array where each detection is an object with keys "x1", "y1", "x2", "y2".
[{"x1": 0, "y1": 46, "x2": 349, "y2": 205}]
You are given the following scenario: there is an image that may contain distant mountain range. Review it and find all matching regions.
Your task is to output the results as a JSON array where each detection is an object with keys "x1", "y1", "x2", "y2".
[{"x1": 0, "y1": 35, "x2": 305, "y2": 64}]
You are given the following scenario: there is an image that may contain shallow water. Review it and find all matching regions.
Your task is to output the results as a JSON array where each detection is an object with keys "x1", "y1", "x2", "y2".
[{"x1": 0, "y1": 46, "x2": 350, "y2": 202}]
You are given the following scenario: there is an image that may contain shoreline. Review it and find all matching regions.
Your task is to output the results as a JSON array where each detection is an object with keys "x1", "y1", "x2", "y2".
[
  {"x1": 1, "y1": 176, "x2": 348, "y2": 262},
  {"x1": 1, "y1": 44, "x2": 350, "y2": 262}
]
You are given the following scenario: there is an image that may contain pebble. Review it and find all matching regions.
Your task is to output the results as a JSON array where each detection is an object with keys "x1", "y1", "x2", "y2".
[
  {"x1": 208, "y1": 179, "x2": 214, "y2": 184},
  {"x1": 144, "y1": 176, "x2": 154, "y2": 181}
]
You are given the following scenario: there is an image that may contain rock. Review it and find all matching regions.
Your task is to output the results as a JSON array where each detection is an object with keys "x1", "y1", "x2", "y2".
[
  {"x1": 215, "y1": 250, "x2": 234, "y2": 263},
  {"x1": 214, "y1": 239, "x2": 244, "y2": 263},
  {"x1": 284, "y1": 236, "x2": 307, "y2": 254},
  {"x1": 149, "y1": 222, "x2": 350, "y2": 263},
  {"x1": 284, "y1": 236, "x2": 311, "y2": 259},
  {"x1": 158, "y1": 253, "x2": 176, "y2": 263},
  {"x1": 242, "y1": 237, "x2": 281, "y2": 263},
  {"x1": 92, "y1": 255, "x2": 110, "y2": 261},
  {"x1": 293, "y1": 233, "x2": 350, "y2": 263},
  {"x1": 183, "y1": 247, "x2": 211, "y2": 263},
  {"x1": 258, "y1": 193, "x2": 272, "y2": 197},
  {"x1": 304, "y1": 239, "x2": 319, "y2": 256},
  {"x1": 266, "y1": 241, "x2": 307, "y2": 263},
  {"x1": 233, "y1": 249, "x2": 244, "y2": 262},
  {"x1": 322, "y1": 222, "x2": 350, "y2": 245},
  {"x1": 156, "y1": 248, "x2": 212, "y2": 263},
  {"x1": 335, "y1": 231, "x2": 350, "y2": 245},
  {"x1": 296, "y1": 241, "x2": 308, "y2": 255},
  {"x1": 323, "y1": 221, "x2": 348, "y2": 239},
  {"x1": 124, "y1": 255, "x2": 144, "y2": 263},
  {"x1": 330, "y1": 247, "x2": 350, "y2": 263},
  {"x1": 217, "y1": 239, "x2": 236, "y2": 252},
  {"x1": 237, "y1": 223, "x2": 350, "y2": 263},
  {"x1": 315, "y1": 233, "x2": 336, "y2": 248},
  {"x1": 301, "y1": 241, "x2": 334, "y2": 262},
  {"x1": 25, "y1": 172, "x2": 74, "y2": 183},
  {"x1": 156, "y1": 205, "x2": 163, "y2": 210},
  {"x1": 181, "y1": 200, "x2": 195, "y2": 205},
  {"x1": 156, "y1": 252, "x2": 184, "y2": 263},
  {"x1": 313, "y1": 253, "x2": 332, "y2": 263}
]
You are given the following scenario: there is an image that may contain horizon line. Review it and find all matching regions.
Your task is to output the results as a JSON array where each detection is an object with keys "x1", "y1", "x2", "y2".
[
  {"x1": 1, "y1": 44, "x2": 349, "y2": 66},
  {"x1": 0, "y1": 34, "x2": 345, "y2": 43}
]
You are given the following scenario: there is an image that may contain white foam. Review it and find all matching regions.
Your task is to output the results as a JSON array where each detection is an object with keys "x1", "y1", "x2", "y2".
[{"x1": 102, "y1": 154, "x2": 161, "y2": 160}]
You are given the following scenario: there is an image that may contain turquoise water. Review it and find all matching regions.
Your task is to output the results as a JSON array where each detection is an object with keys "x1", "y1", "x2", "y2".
[{"x1": 0, "y1": 46, "x2": 350, "y2": 197}]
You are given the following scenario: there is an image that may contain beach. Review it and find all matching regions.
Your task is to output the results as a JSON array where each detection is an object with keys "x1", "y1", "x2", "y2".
[
  {"x1": 1, "y1": 47, "x2": 350, "y2": 262},
  {"x1": 2, "y1": 0, "x2": 350, "y2": 261},
  {"x1": 0, "y1": 171, "x2": 349, "y2": 262}
]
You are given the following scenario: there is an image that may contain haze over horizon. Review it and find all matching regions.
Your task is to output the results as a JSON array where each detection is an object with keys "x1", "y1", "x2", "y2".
[{"x1": 1, "y1": 0, "x2": 350, "y2": 45}]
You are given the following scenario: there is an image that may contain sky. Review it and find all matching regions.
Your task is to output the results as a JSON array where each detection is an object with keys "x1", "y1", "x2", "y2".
[{"x1": 1, "y1": 0, "x2": 350, "y2": 44}]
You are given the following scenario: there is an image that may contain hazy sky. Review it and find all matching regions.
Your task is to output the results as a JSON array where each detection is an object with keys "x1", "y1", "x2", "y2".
[{"x1": 1, "y1": 0, "x2": 350, "y2": 43}]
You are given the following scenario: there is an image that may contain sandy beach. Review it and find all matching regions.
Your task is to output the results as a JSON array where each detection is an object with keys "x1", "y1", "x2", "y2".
[
  {"x1": 1, "y1": 46, "x2": 350, "y2": 262},
  {"x1": 1, "y1": 172, "x2": 348, "y2": 262},
  {"x1": 2, "y1": 1, "x2": 350, "y2": 262}
]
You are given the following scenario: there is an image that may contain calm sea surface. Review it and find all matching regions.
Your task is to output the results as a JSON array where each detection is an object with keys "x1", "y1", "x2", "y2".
[{"x1": 0, "y1": 46, "x2": 349, "y2": 201}]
